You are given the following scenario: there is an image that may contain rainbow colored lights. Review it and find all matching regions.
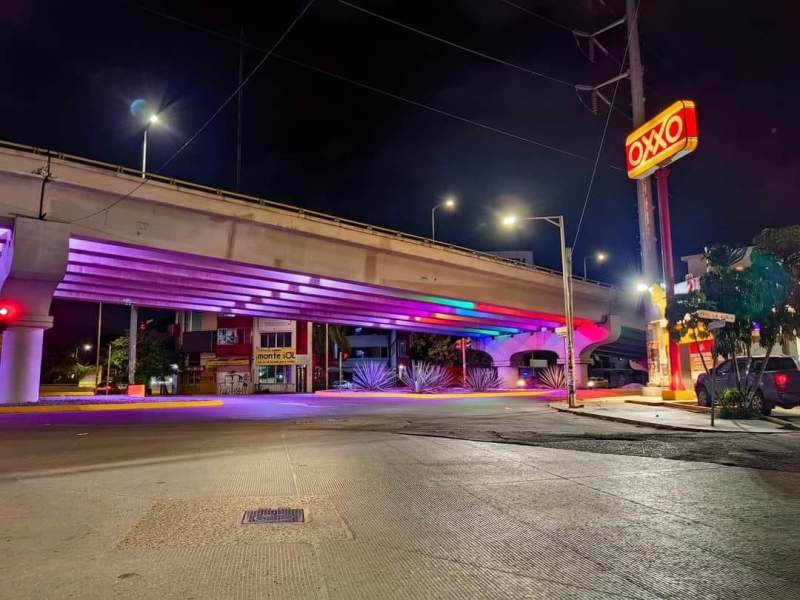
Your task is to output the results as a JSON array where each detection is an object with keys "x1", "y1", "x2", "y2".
[{"x1": 50, "y1": 236, "x2": 590, "y2": 338}]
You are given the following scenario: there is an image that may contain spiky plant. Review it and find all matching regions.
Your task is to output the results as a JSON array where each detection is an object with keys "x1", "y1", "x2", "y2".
[
  {"x1": 400, "y1": 361, "x2": 454, "y2": 393},
  {"x1": 465, "y1": 367, "x2": 502, "y2": 392},
  {"x1": 538, "y1": 364, "x2": 565, "y2": 390},
  {"x1": 352, "y1": 361, "x2": 396, "y2": 391}
]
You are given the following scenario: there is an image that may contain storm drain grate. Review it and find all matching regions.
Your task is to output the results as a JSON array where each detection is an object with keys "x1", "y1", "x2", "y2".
[{"x1": 241, "y1": 508, "x2": 305, "y2": 524}]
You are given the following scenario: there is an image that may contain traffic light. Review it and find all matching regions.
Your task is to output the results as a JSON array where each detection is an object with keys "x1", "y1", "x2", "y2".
[
  {"x1": 0, "y1": 300, "x2": 20, "y2": 320},
  {"x1": 0, "y1": 299, "x2": 21, "y2": 331}
]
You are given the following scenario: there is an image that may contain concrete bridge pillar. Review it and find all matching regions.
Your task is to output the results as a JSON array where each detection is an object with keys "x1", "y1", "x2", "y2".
[
  {"x1": 476, "y1": 316, "x2": 622, "y2": 389},
  {"x1": 0, "y1": 218, "x2": 69, "y2": 404}
]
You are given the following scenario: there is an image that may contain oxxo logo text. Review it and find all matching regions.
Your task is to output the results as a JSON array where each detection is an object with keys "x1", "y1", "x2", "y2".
[{"x1": 625, "y1": 100, "x2": 698, "y2": 180}]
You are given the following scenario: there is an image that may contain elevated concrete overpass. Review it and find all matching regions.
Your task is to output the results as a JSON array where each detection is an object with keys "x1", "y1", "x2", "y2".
[{"x1": 0, "y1": 141, "x2": 645, "y2": 401}]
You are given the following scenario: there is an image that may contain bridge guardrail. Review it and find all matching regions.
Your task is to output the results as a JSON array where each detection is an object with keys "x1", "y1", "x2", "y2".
[{"x1": 0, "y1": 139, "x2": 615, "y2": 290}]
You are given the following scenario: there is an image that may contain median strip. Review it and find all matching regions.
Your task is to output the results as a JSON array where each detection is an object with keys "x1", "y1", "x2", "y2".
[{"x1": 0, "y1": 400, "x2": 223, "y2": 414}]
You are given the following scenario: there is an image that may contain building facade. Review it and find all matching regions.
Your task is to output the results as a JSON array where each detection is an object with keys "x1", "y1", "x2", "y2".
[{"x1": 178, "y1": 311, "x2": 312, "y2": 395}]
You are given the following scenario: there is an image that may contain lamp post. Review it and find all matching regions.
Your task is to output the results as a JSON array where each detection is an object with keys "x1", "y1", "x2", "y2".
[
  {"x1": 583, "y1": 251, "x2": 608, "y2": 279},
  {"x1": 141, "y1": 113, "x2": 160, "y2": 178},
  {"x1": 431, "y1": 196, "x2": 456, "y2": 241},
  {"x1": 501, "y1": 213, "x2": 577, "y2": 407}
]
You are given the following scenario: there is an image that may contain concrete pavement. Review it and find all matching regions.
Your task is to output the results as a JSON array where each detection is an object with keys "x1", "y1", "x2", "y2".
[
  {"x1": 2, "y1": 419, "x2": 800, "y2": 599},
  {"x1": 551, "y1": 397, "x2": 792, "y2": 432}
]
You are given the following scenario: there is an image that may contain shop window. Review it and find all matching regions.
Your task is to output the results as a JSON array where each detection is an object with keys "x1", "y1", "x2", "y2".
[
  {"x1": 258, "y1": 365, "x2": 293, "y2": 384},
  {"x1": 187, "y1": 368, "x2": 202, "y2": 385},
  {"x1": 217, "y1": 328, "x2": 252, "y2": 346},
  {"x1": 260, "y1": 331, "x2": 292, "y2": 348}
]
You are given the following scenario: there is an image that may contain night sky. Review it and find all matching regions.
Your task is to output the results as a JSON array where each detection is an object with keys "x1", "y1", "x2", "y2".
[{"x1": 3, "y1": 0, "x2": 799, "y2": 355}]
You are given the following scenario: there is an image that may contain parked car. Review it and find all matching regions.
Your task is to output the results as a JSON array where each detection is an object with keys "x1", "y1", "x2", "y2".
[
  {"x1": 586, "y1": 377, "x2": 609, "y2": 389},
  {"x1": 95, "y1": 381, "x2": 125, "y2": 395},
  {"x1": 330, "y1": 379, "x2": 353, "y2": 390},
  {"x1": 695, "y1": 356, "x2": 800, "y2": 415}
]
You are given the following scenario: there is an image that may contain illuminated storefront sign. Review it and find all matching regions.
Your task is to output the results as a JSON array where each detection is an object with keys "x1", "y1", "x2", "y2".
[
  {"x1": 626, "y1": 100, "x2": 698, "y2": 179},
  {"x1": 255, "y1": 347, "x2": 295, "y2": 366}
]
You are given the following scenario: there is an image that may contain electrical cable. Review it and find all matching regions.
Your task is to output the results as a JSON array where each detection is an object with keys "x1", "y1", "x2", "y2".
[
  {"x1": 335, "y1": 0, "x2": 575, "y2": 88},
  {"x1": 69, "y1": 0, "x2": 316, "y2": 224},
  {"x1": 132, "y1": 3, "x2": 625, "y2": 169},
  {"x1": 571, "y1": 1, "x2": 640, "y2": 248},
  {"x1": 498, "y1": 0, "x2": 573, "y2": 32}
]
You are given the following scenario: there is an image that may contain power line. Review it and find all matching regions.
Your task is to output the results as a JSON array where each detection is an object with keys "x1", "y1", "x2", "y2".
[
  {"x1": 132, "y1": 3, "x2": 625, "y2": 170},
  {"x1": 335, "y1": 0, "x2": 575, "y2": 88},
  {"x1": 70, "y1": 0, "x2": 317, "y2": 224},
  {"x1": 498, "y1": 0, "x2": 573, "y2": 32},
  {"x1": 273, "y1": 54, "x2": 608, "y2": 165}
]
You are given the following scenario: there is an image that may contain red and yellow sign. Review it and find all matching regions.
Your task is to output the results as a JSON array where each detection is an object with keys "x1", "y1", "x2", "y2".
[{"x1": 625, "y1": 100, "x2": 698, "y2": 179}]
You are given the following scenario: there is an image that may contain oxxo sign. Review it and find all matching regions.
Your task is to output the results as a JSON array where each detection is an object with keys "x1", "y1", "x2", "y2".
[{"x1": 625, "y1": 100, "x2": 698, "y2": 179}]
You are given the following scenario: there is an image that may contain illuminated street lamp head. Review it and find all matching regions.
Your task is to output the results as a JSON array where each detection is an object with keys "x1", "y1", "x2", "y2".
[
  {"x1": 635, "y1": 281, "x2": 650, "y2": 293},
  {"x1": 83, "y1": 343, "x2": 93, "y2": 352},
  {"x1": 596, "y1": 251, "x2": 608, "y2": 263},
  {"x1": 501, "y1": 214, "x2": 518, "y2": 227},
  {"x1": 444, "y1": 196, "x2": 456, "y2": 209},
  {"x1": 148, "y1": 113, "x2": 160, "y2": 125}
]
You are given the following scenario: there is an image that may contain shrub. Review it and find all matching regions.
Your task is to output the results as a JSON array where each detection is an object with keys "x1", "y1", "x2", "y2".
[
  {"x1": 465, "y1": 367, "x2": 502, "y2": 392},
  {"x1": 400, "y1": 361, "x2": 454, "y2": 393},
  {"x1": 718, "y1": 387, "x2": 753, "y2": 419},
  {"x1": 538, "y1": 365, "x2": 565, "y2": 390},
  {"x1": 352, "y1": 361, "x2": 396, "y2": 391}
]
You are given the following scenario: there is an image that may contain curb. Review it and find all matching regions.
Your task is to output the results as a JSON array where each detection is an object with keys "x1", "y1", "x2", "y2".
[
  {"x1": 549, "y1": 403, "x2": 718, "y2": 432},
  {"x1": 0, "y1": 400, "x2": 224, "y2": 414},
  {"x1": 626, "y1": 399, "x2": 800, "y2": 430},
  {"x1": 314, "y1": 390, "x2": 550, "y2": 399}
]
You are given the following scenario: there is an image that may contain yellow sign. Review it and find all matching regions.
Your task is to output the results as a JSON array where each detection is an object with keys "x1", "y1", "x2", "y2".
[{"x1": 255, "y1": 347, "x2": 295, "y2": 366}]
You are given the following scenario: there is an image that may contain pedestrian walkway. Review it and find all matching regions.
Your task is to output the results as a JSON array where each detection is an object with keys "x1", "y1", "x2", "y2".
[{"x1": 551, "y1": 397, "x2": 793, "y2": 432}]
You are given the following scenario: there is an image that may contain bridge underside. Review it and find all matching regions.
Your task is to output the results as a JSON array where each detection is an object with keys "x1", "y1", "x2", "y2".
[{"x1": 30, "y1": 234, "x2": 589, "y2": 338}]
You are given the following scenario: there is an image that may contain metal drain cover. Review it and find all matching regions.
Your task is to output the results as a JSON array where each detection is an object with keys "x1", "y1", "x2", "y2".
[{"x1": 241, "y1": 508, "x2": 305, "y2": 524}]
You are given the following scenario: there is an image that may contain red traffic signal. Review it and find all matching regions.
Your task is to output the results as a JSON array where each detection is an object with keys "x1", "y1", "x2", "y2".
[{"x1": 0, "y1": 299, "x2": 21, "y2": 320}]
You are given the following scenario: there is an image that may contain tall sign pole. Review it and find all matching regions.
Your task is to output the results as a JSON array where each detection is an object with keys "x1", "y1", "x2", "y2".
[
  {"x1": 626, "y1": 99, "x2": 699, "y2": 395},
  {"x1": 626, "y1": 0, "x2": 659, "y2": 284}
]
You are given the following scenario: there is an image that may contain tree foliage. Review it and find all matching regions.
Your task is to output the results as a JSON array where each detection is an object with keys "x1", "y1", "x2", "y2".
[
  {"x1": 43, "y1": 352, "x2": 91, "y2": 385},
  {"x1": 666, "y1": 231, "x2": 800, "y2": 406},
  {"x1": 107, "y1": 331, "x2": 178, "y2": 387},
  {"x1": 407, "y1": 333, "x2": 460, "y2": 365}
]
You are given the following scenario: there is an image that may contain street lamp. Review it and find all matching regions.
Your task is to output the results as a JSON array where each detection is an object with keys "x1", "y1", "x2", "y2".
[
  {"x1": 501, "y1": 212, "x2": 577, "y2": 407},
  {"x1": 431, "y1": 196, "x2": 456, "y2": 241},
  {"x1": 141, "y1": 112, "x2": 161, "y2": 179},
  {"x1": 75, "y1": 343, "x2": 93, "y2": 360},
  {"x1": 583, "y1": 251, "x2": 608, "y2": 279}
]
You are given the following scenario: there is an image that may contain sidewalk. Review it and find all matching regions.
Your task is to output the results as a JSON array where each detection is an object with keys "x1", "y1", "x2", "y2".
[{"x1": 550, "y1": 396, "x2": 794, "y2": 432}]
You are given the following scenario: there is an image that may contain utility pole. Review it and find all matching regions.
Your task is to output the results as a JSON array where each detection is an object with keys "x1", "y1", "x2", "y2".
[
  {"x1": 235, "y1": 26, "x2": 244, "y2": 191},
  {"x1": 325, "y1": 323, "x2": 330, "y2": 389},
  {"x1": 128, "y1": 305, "x2": 138, "y2": 385},
  {"x1": 625, "y1": 0, "x2": 658, "y2": 284},
  {"x1": 94, "y1": 301, "x2": 102, "y2": 394}
]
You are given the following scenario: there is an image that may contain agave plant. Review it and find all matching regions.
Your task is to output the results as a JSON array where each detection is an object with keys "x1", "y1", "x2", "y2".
[
  {"x1": 465, "y1": 367, "x2": 502, "y2": 392},
  {"x1": 352, "y1": 361, "x2": 396, "y2": 391},
  {"x1": 400, "y1": 361, "x2": 454, "y2": 393},
  {"x1": 538, "y1": 364, "x2": 565, "y2": 390}
]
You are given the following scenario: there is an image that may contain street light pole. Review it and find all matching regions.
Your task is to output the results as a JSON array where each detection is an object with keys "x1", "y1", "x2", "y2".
[
  {"x1": 141, "y1": 127, "x2": 148, "y2": 179},
  {"x1": 431, "y1": 196, "x2": 456, "y2": 241},
  {"x1": 141, "y1": 113, "x2": 160, "y2": 179},
  {"x1": 502, "y1": 214, "x2": 576, "y2": 407}
]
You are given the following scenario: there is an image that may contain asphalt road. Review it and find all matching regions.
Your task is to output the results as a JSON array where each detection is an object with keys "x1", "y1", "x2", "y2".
[{"x1": 3, "y1": 393, "x2": 800, "y2": 472}]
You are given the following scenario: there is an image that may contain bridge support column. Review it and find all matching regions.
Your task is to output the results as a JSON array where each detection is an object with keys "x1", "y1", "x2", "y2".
[
  {"x1": 0, "y1": 218, "x2": 69, "y2": 404},
  {"x1": 493, "y1": 361, "x2": 519, "y2": 389}
]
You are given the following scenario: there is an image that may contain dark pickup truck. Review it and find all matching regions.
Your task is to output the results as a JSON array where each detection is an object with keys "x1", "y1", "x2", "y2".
[{"x1": 695, "y1": 356, "x2": 800, "y2": 415}]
